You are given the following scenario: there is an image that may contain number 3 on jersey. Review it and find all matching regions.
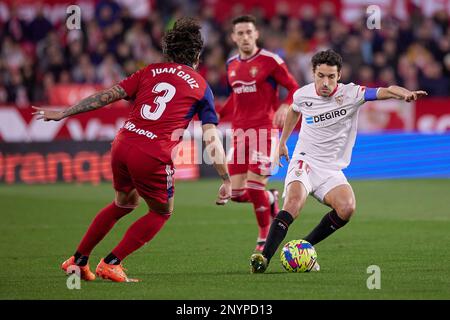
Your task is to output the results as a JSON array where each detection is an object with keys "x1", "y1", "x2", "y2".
[{"x1": 140, "y1": 82, "x2": 176, "y2": 120}]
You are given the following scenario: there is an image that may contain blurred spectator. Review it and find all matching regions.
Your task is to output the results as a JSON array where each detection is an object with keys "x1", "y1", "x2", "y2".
[
  {"x1": 378, "y1": 67, "x2": 397, "y2": 87},
  {"x1": 206, "y1": 67, "x2": 228, "y2": 99},
  {"x1": 95, "y1": 0, "x2": 122, "y2": 29},
  {"x1": 397, "y1": 19, "x2": 415, "y2": 53},
  {"x1": 283, "y1": 18, "x2": 307, "y2": 58},
  {"x1": 91, "y1": 41, "x2": 108, "y2": 66},
  {"x1": 125, "y1": 22, "x2": 152, "y2": 62},
  {"x1": 28, "y1": 4, "x2": 53, "y2": 43},
  {"x1": 342, "y1": 36, "x2": 364, "y2": 80},
  {"x1": 66, "y1": 38, "x2": 84, "y2": 68},
  {"x1": 97, "y1": 54, "x2": 124, "y2": 87},
  {"x1": 358, "y1": 65, "x2": 378, "y2": 87},
  {"x1": 3, "y1": 6, "x2": 26, "y2": 43},
  {"x1": 0, "y1": 76, "x2": 8, "y2": 103},
  {"x1": 360, "y1": 29, "x2": 374, "y2": 65},
  {"x1": 72, "y1": 54, "x2": 97, "y2": 84},
  {"x1": 45, "y1": 45, "x2": 66, "y2": 82},
  {"x1": 398, "y1": 55, "x2": 419, "y2": 91},
  {"x1": 419, "y1": 62, "x2": 449, "y2": 96},
  {"x1": 21, "y1": 59, "x2": 37, "y2": 101},
  {"x1": 1, "y1": 37, "x2": 25, "y2": 72},
  {"x1": 6, "y1": 70, "x2": 29, "y2": 107},
  {"x1": 86, "y1": 21, "x2": 103, "y2": 53},
  {"x1": 300, "y1": 5, "x2": 316, "y2": 39},
  {"x1": 339, "y1": 63, "x2": 352, "y2": 84}
]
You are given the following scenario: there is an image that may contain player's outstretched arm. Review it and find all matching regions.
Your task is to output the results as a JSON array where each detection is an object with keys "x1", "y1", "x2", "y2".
[
  {"x1": 202, "y1": 123, "x2": 232, "y2": 205},
  {"x1": 376, "y1": 85, "x2": 428, "y2": 102},
  {"x1": 276, "y1": 105, "x2": 301, "y2": 167},
  {"x1": 32, "y1": 85, "x2": 128, "y2": 121}
]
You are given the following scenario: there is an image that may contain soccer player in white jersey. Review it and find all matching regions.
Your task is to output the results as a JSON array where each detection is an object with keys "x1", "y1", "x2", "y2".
[{"x1": 250, "y1": 49, "x2": 428, "y2": 273}]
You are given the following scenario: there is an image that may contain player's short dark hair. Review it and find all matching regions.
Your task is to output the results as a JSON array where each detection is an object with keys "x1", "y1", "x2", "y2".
[
  {"x1": 311, "y1": 49, "x2": 343, "y2": 72},
  {"x1": 232, "y1": 15, "x2": 257, "y2": 28},
  {"x1": 162, "y1": 17, "x2": 203, "y2": 67}
]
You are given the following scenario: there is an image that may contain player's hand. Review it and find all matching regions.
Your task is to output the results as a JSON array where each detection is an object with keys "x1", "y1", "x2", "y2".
[
  {"x1": 273, "y1": 104, "x2": 289, "y2": 128},
  {"x1": 275, "y1": 143, "x2": 290, "y2": 168},
  {"x1": 403, "y1": 90, "x2": 428, "y2": 102},
  {"x1": 32, "y1": 106, "x2": 65, "y2": 121},
  {"x1": 216, "y1": 179, "x2": 232, "y2": 205}
]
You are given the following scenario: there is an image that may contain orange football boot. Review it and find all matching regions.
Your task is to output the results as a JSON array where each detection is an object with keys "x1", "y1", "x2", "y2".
[
  {"x1": 95, "y1": 259, "x2": 139, "y2": 283},
  {"x1": 61, "y1": 256, "x2": 96, "y2": 281}
]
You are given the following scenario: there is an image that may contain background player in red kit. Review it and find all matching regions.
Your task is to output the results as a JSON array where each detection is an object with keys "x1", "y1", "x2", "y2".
[
  {"x1": 219, "y1": 15, "x2": 299, "y2": 252},
  {"x1": 33, "y1": 18, "x2": 232, "y2": 282}
]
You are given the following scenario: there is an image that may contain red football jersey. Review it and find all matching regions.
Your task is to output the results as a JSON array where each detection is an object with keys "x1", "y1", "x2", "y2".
[
  {"x1": 116, "y1": 62, "x2": 218, "y2": 163},
  {"x1": 224, "y1": 49, "x2": 299, "y2": 130}
]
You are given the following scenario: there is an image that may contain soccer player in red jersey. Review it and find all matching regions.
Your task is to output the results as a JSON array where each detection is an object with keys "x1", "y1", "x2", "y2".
[
  {"x1": 33, "y1": 18, "x2": 232, "y2": 282},
  {"x1": 219, "y1": 15, "x2": 299, "y2": 252}
]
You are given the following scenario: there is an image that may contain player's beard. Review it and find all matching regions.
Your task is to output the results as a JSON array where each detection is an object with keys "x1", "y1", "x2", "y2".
[
  {"x1": 320, "y1": 88, "x2": 331, "y2": 96},
  {"x1": 240, "y1": 43, "x2": 256, "y2": 56}
]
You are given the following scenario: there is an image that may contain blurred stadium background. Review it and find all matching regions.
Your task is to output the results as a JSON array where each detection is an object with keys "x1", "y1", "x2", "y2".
[
  {"x1": 0, "y1": 0, "x2": 449, "y2": 300},
  {"x1": 0, "y1": 0, "x2": 449, "y2": 182}
]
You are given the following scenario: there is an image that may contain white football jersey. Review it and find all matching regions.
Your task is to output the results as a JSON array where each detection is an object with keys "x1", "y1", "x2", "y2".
[{"x1": 291, "y1": 82, "x2": 369, "y2": 170}]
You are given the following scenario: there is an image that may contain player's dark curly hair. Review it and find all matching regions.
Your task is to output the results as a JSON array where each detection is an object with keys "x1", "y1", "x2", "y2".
[
  {"x1": 311, "y1": 49, "x2": 343, "y2": 72},
  {"x1": 162, "y1": 18, "x2": 204, "y2": 67}
]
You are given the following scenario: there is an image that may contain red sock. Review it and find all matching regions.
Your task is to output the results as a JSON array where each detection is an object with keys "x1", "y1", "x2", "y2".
[
  {"x1": 111, "y1": 210, "x2": 170, "y2": 260},
  {"x1": 246, "y1": 180, "x2": 271, "y2": 239},
  {"x1": 231, "y1": 189, "x2": 251, "y2": 203},
  {"x1": 77, "y1": 202, "x2": 135, "y2": 256}
]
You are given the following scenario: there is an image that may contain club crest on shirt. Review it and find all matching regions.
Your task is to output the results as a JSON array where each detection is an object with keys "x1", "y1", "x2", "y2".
[
  {"x1": 335, "y1": 94, "x2": 344, "y2": 105},
  {"x1": 230, "y1": 70, "x2": 236, "y2": 77},
  {"x1": 250, "y1": 66, "x2": 258, "y2": 77}
]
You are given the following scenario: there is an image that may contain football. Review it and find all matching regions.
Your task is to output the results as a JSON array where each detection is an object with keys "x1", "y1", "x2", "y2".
[{"x1": 280, "y1": 239, "x2": 318, "y2": 272}]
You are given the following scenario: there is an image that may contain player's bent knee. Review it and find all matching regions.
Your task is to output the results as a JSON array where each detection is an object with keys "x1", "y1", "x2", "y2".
[
  {"x1": 283, "y1": 197, "x2": 302, "y2": 218},
  {"x1": 115, "y1": 190, "x2": 139, "y2": 209},
  {"x1": 144, "y1": 196, "x2": 174, "y2": 215},
  {"x1": 115, "y1": 201, "x2": 138, "y2": 209},
  {"x1": 336, "y1": 202, "x2": 356, "y2": 221},
  {"x1": 152, "y1": 208, "x2": 173, "y2": 216}
]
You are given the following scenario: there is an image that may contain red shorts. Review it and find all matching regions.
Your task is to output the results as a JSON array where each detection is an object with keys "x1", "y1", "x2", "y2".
[
  {"x1": 111, "y1": 139, "x2": 175, "y2": 204},
  {"x1": 227, "y1": 128, "x2": 278, "y2": 176}
]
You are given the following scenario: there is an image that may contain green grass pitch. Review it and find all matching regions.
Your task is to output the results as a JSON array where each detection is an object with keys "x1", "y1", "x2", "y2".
[{"x1": 1, "y1": 179, "x2": 449, "y2": 300}]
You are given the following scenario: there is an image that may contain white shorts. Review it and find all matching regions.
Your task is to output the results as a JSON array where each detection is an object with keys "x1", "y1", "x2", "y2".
[{"x1": 283, "y1": 158, "x2": 350, "y2": 203}]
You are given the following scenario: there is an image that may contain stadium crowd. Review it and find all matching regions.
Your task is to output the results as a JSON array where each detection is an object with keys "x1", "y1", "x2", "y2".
[{"x1": 0, "y1": 0, "x2": 449, "y2": 108}]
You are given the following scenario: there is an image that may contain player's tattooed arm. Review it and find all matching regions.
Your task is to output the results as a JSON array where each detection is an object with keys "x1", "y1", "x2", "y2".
[
  {"x1": 32, "y1": 85, "x2": 128, "y2": 121},
  {"x1": 62, "y1": 85, "x2": 127, "y2": 118}
]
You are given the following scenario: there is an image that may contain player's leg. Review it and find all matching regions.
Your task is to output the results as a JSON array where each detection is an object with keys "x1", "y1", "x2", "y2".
[
  {"x1": 227, "y1": 130, "x2": 277, "y2": 207},
  {"x1": 96, "y1": 197, "x2": 173, "y2": 282},
  {"x1": 246, "y1": 171, "x2": 272, "y2": 252},
  {"x1": 250, "y1": 181, "x2": 309, "y2": 273},
  {"x1": 71, "y1": 190, "x2": 138, "y2": 259},
  {"x1": 246, "y1": 131, "x2": 279, "y2": 252},
  {"x1": 251, "y1": 158, "x2": 312, "y2": 273},
  {"x1": 61, "y1": 141, "x2": 138, "y2": 280},
  {"x1": 257, "y1": 130, "x2": 280, "y2": 220},
  {"x1": 303, "y1": 176, "x2": 355, "y2": 246},
  {"x1": 230, "y1": 173, "x2": 251, "y2": 203},
  {"x1": 227, "y1": 137, "x2": 251, "y2": 204},
  {"x1": 96, "y1": 148, "x2": 175, "y2": 282},
  {"x1": 106, "y1": 196, "x2": 173, "y2": 265},
  {"x1": 228, "y1": 169, "x2": 278, "y2": 252}
]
